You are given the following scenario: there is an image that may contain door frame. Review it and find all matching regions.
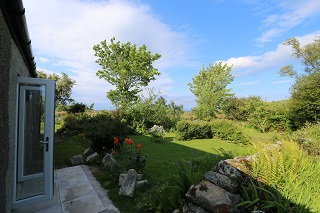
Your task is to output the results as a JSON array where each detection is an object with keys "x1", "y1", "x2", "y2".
[{"x1": 13, "y1": 77, "x2": 55, "y2": 208}]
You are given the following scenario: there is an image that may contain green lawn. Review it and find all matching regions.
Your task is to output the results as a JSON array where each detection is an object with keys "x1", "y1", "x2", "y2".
[
  {"x1": 130, "y1": 133, "x2": 255, "y2": 183},
  {"x1": 54, "y1": 130, "x2": 278, "y2": 212}
]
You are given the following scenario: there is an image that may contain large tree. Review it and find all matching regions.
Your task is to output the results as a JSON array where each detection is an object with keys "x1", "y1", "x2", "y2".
[
  {"x1": 37, "y1": 71, "x2": 76, "y2": 108},
  {"x1": 93, "y1": 37, "x2": 161, "y2": 109},
  {"x1": 279, "y1": 36, "x2": 320, "y2": 128},
  {"x1": 189, "y1": 62, "x2": 234, "y2": 120}
]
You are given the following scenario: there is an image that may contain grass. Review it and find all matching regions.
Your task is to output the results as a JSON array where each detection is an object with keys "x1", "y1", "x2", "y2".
[
  {"x1": 133, "y1": 133, "x2": 255, "y2": 183},
  {"x1": 93, "y1": 132, "x2": 266, "y2": 213},
  {"x1": 54, "y1": 135, "x2": 91, "y2": 169},
  {"x1": 53, "y1": 127, "x2": 279, "y2": 212}
]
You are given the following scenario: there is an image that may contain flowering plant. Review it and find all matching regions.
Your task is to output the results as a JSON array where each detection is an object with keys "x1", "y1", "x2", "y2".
[
  {"x1": 111, "y1": 137, "x2": 147, "y2": 173},
  {"x1": 149, "y1": 125, "x2": 166, "y2": 143}
]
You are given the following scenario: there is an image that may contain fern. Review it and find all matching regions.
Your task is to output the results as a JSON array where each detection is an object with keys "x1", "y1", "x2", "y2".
[{"x1": 241, "y1": 139, "x2": 320, "y2": 212}]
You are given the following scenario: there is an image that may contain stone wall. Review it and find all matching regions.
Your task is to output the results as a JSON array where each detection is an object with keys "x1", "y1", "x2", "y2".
[{"x1": 0, "y1": 7, "x2": 31, "y2": 213}]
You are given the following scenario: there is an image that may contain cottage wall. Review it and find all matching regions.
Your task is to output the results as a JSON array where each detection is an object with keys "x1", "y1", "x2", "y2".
[{"x1": 0, "y1": 7, "x2": 31, "y2": 213}]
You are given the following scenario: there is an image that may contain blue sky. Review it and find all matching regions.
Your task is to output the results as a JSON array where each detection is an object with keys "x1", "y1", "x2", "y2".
[{"x1": 23, "y1": 0, "x2": 320, "y2": 110}]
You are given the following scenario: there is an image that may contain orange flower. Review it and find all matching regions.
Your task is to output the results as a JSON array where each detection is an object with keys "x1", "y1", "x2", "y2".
[
  {"x1": 114, "y1": 137, "x2": 119, "y2": 145},
  {"x1": 111, "y1": 148, "x2": 115, "y2": 155},
  {"x1": 136, "y1": 144, "x2": 142, "y2": 149}
]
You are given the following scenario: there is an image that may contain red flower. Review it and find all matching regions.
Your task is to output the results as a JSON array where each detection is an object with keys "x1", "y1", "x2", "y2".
[
  {"x1": 125, "y1": 138, "x2": 133, "y2": 145},
  {"x1": 111, "y1": 148, "x2": 115, "y2": 155},
  {"x1": 114, "y1": 137, "x2": 119, "y2": 145},
  {"x1": 136, "y1": 144, "x2": 142, "y2": 149}
]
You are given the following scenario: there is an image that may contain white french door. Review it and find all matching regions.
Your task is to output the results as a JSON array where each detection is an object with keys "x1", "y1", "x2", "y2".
[{"x1": 13, "y1": 77, "x2": 55, "y2": 208}]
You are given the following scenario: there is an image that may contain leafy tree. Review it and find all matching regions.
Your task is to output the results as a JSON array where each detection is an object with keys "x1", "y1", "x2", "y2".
[
  {"x1": 188, "y1": 62, "x2": 234, "y2": 120},
  {"x1": 93, "y1": 37, "x2": 161, "y2": 109},
  {"x1": 125, "y1": 89, "x2": 183, "y2": 133},
  {"x1": 67, "y1": 102, "x2": 86, "y2": 114},
  {"x1": 279, "y1": 36, "x2": 320, "y2": 128},
  {"x1": 37, "y1": 71, "x2": 76, "y2": 108}
]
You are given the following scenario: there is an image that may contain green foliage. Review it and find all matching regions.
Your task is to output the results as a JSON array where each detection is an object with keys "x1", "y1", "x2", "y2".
[
  {"x1": 58, "y1": 111, "x2": 129, "y2": 152},
  {"x1": 93, "y1": 37, "x2": 161, "y2": 108},
  {"x1": 83, "y1": 113, "x2": 129, "y2": 151},
  {"x1": 126, "y1": 89, "x2": 183, "y2": 133},
  {"x1": 289, "y1": 72, "x2": 320, "y2": 128},
  {"x1": 279, "y1": 36, "x2": 320, "y2": 128},
  {"x1": 292, "y1": 122, "x2": 320, "y2": 155},
  {"x1": 112, "y1": 138, "x2": 147, "y2": 173},
  {"x1": 176, "y1": 120, "x2": 212, "y2": 141},
  {"x1": 176, "y1": 119, "x2": 250, "y2": 144},
  {"x1": 66, "y1": 102, "x2": 86, "y2": 114},
  {"x1": 149, "y1": 125, "x2": 166, "y2": 143},
  {"x1": 189, "y1": 62, "x2": 234, "y2": 120},
  {"x1": 241, "y1": 139, "x2": 320, "y2": 212},
  {"x1": 57, "y1": 113, "x2": 90, "y2": 136},
  {"x1": 149, "y1": 151, "x2": 233, "y2": 213},
  {"x1": 222, "y1": 96, "x2": 249, "y2": 121},
  {"x1": 226, "y1": 96, "x2": 292, "y2": 133},
  {"x1": 37, "y1": 71, "x2": 76, "y2": 107},
  {"x1": 211, "y1": 119, "x2": 251, "y2": 145}
]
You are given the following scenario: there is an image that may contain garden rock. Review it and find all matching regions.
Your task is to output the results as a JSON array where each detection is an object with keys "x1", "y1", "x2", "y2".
[
  {"x1": 135, "y1": 180, "x2": 148, "y2": 188},
  {"x1": 185, "y1": 181, "x2": 240, "y2": 213},
  {"x1": 119, "y1": 169, "x2": 137, "y2": 197},
  {"x1": 83, "y1": 147, "x2": 93, "y2": 158},
  {"x1": 70, "y1": 154, "x2": 84, "y2": 166},
  {"x1": 118, "y1": 172, "x2": 145, "y2": 186},
  {"x1": 216, "y1": 160, "x2": 242, "y2": 180},
  {"x1": 225, "y1": 156, "x2": 254, "y2": 172},
  {"x1": 204, "y1": 171, "x2": 239, "y2": 193},
  {"x1": 102, "y1": 153, "x2": 117, "y2": 167},
  {"x1": 86, "y1": 152, "x2": 99, "y2": 163}
]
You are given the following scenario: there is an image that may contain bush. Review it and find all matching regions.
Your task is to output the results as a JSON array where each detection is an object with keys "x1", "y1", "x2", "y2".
[
  {"x1": 67, "y1": 102, "x2": 86, "y2": 114},
  {"x1": 176, "y1": 119, "x2": 250, "y2": 145},
  {"x1": 211, "y1": 119, "x2": 251, "y2": 145},
  {"x1": 57, "y1": 113, "x2": 90, "y2": 136},
  {"x1": 58, "y1": 111, "x2": 129, "y2": 152},
  {"x1": 149, "y1": 125, "x2": 166, "y2": 143},
  {"x1": 176, "y1": 120, "x2": 212, "y2": 140},
  {"x1": 83, "y1": 112, "x2": 129, "y2": 152},
  {"x1": 291, "y1": 122, "x2": 320, "y2": 155}
]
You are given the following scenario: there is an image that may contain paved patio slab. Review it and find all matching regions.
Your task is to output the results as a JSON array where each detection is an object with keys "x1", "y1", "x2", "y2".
[{"x1": 13, "y1": 165, "x2": 119, "y2": 213}]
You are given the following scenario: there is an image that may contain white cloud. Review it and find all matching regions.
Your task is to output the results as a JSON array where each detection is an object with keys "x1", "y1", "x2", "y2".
[
  {"x1": 238, "y1": 81, "x2": 259, "y2": 85},
  {"x1": 23, "y1": 0, "x2": 195, "y2": 109},
  {"x1": 256, "y1": 0, "x2": 320, "y2": 45},
  {"x1": 271, "y1": 80, "x2": 292, "y2": 84},
  {"x1": 220, "y1": 31, "x2": 320, "y2": 76},
  {"x1": 38, "y1": 57, "x2": 50, "y2": 63}
]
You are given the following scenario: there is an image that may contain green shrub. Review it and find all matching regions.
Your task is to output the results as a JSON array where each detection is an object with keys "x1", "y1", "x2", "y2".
[
  {"x1": 176, "y1": 120, "x2": 211, "y2": 140},
  {"x1": 58, "y1": 111, "x2": 129, "y2": 152},
  {"x1": 291, "y1": 122, "x2": 320, "y2": 156},
  {"x1": 57, "y1": 113, "x2": 90, "y2": 136},
  {"x1": 176, "y1": 119, "x2": 250, "y2": 145},
  {"x1": 211, "y1": 119, "x2": 251, "y2": 145},
  {"x1": 66, "y1": 102, "x2": 86, "y2": 114},
  {"x1": 83, "y1": 113, "x2": 129, "y2": 152}
]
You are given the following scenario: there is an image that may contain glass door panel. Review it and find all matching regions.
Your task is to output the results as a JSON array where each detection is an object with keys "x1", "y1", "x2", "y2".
[{"x1": 13, "y1": 77, "x2": 55, "y2": 208}]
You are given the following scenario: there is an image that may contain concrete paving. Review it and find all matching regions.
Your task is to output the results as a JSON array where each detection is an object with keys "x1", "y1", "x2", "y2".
[{"x1": 13, "y1": 165, "x2": 119, "y2": 213}]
